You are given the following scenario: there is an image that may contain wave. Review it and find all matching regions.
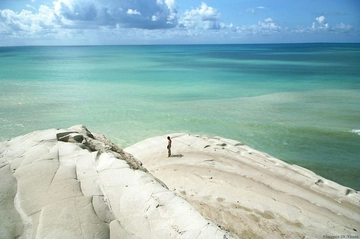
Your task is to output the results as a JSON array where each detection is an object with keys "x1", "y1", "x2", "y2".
[{"x1": 351, "y1": 129, "x2": 360, "y2": 136}]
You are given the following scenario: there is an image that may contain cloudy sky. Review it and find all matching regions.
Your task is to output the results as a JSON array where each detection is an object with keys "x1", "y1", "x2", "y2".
[{"x1": 0, "y1": 0, "x2": 359, "y2": 46}]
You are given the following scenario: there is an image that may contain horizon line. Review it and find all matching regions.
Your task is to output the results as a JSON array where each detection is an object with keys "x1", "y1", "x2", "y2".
[{"x1": 1, "y1": 42, "x2": 360, "y2": 48}]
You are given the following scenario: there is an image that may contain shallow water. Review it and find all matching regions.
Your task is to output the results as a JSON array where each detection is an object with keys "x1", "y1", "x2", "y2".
[{"x1": 1, "y1": 44, "x2": 359, "y2": 189}]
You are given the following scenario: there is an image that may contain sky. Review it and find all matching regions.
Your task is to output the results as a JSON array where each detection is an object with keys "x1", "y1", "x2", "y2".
[{"x1": 0, "y1": 0, "x2": 359, "y2": 46}]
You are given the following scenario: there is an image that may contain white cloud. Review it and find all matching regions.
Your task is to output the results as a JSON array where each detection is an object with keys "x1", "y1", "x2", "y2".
[
  {"x1": 313, "y1": 15, "x2": 330, "y2": 30},
  {"x1": 0, "y1": 0, "x2": 181, "y2": 44},
  {"x1": 0, "y1": 1, "x2": 357, "y2": 45},
  {"x1": 179, "y1": 2, "x2": 222, "y2": 29},
  {"x1": 0, "y1": 0, "x2": 182, "y2": 45},
  {"x1": 310, "y1": 15, "x2": 354, "y2": 33},
  {"x1": 316, "y1": 15, "x2": 326, "y2": 24},
  {"x1": 1, "y1": 9, "x2": 46, "y2": 34},
  {"x1": 26, "y1": 4, "x2": 37, "y2": 11},
  {"x1": 294, "y1": 15, "x2": 354, "y2": 36},
  {"x1": 333, "y1": 22, "x2": 353, "y2": 32},
  {"x1": 97, "y1": 0, "x2": 178, "y2": 29},
  {"x1": 246, "y1": 6, "x2": 265, "y2": 14},
  {"x1": 236, "y1": 18, "x2": 282, "y2": 36},
  {"x1": 127, "y1": 9, "x2": 141, "y2": 15},
  {"x1": 38, "y1": 0, "x2": 178, "y2": 29}
]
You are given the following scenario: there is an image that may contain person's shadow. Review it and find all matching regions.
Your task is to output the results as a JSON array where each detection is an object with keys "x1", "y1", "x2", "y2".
[{"x1": 170, "y1": 154, "x2": 184, "y2": 158}]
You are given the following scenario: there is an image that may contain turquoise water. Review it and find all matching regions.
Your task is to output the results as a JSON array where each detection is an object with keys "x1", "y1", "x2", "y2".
[{"x1": 1, "y1": 44, "x2": 360, "y2": 189}]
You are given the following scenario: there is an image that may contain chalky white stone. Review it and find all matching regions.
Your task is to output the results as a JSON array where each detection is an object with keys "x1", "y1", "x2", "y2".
[{"x1": 0, "y1": 125, "x2": 234, "y2": 239}]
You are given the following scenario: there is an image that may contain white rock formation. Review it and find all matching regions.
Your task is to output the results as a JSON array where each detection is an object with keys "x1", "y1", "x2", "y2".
[
  {"x1": 0, "y1": 126, "x2": 235, "y2": 239},
  {"x1": 125, "y1": 133, "x2": 360, "y2": 239}
]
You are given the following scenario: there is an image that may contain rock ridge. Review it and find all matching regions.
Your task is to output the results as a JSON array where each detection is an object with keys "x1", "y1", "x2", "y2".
[{"x1": 0, "y1": 125, "x2": 235, "y2": 239}]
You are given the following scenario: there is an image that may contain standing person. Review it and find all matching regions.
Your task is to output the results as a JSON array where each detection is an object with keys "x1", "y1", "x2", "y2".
[{"x1": 167, "y1": 136, "x2": 172, "y2": 157}]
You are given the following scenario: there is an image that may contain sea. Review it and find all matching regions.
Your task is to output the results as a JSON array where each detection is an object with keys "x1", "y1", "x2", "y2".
[{"x1": 1, "y1": 43, "x2": 359, "y2": 190}]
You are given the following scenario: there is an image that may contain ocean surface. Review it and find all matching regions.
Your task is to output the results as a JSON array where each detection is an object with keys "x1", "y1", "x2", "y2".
[{"x1": 1, "y1": 43, "x2": 359, "y2": 190}]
